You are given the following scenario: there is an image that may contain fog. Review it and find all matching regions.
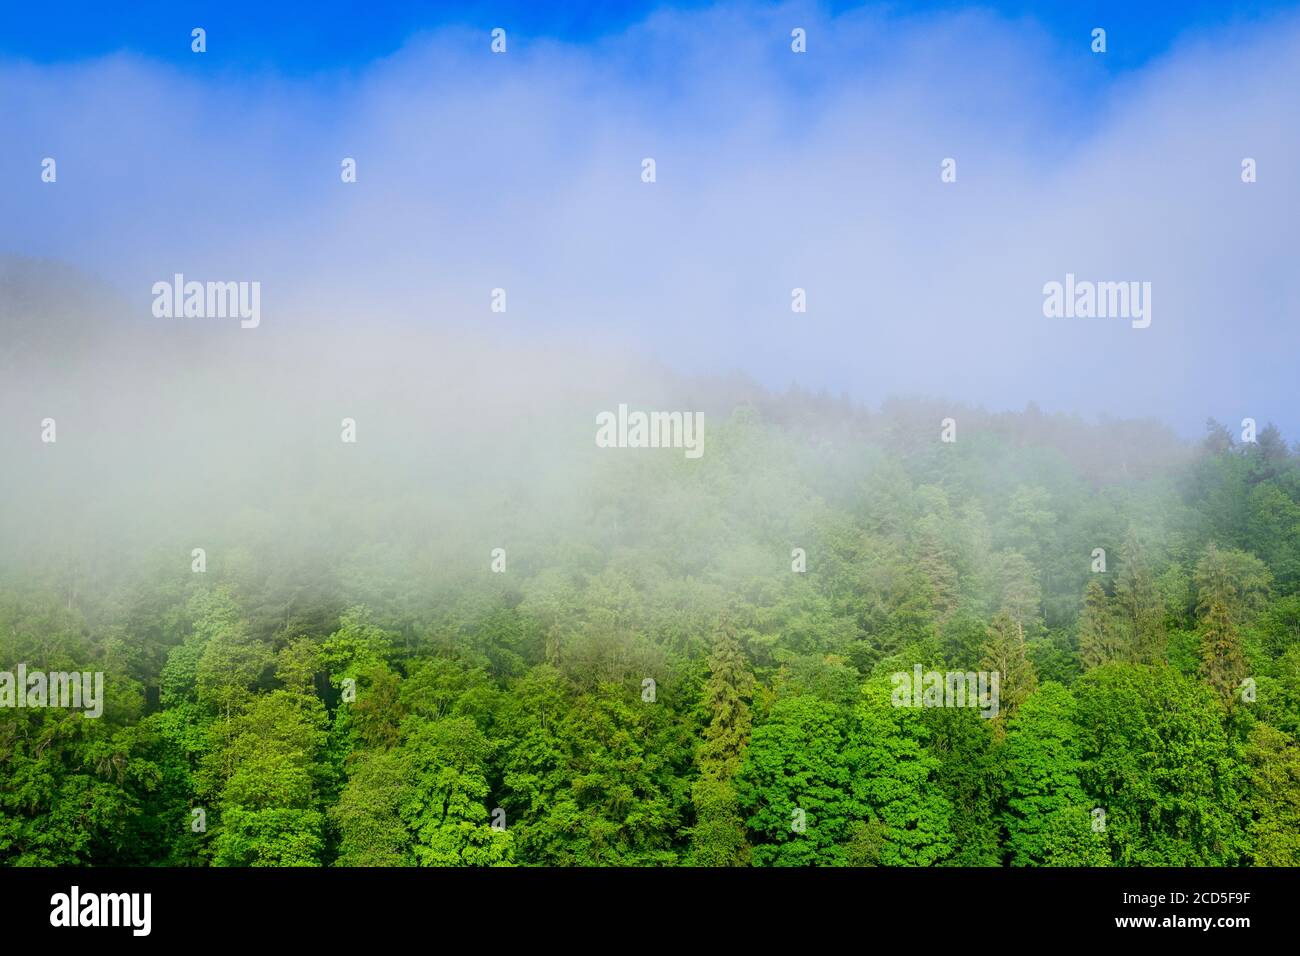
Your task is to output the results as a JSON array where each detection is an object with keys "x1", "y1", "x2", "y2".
[{"x1": 1, "y1": 1, "x2": 1295, "y2": 587}]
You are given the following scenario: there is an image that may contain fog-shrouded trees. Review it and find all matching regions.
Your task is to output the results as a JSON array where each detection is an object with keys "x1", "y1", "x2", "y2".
[{"x1": 2, "y1": 399, "x2": 1298, "y2": 867}]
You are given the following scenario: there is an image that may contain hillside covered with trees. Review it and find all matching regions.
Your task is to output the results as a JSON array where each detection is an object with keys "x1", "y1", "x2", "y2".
[{"x1": 2, "y1": 389, "x2": 1298, "y2": 868}]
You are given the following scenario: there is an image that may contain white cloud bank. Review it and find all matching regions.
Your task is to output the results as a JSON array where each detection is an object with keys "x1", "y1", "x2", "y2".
[{"x1": 2, "y1": 1, "x2": 1298, "y2": 436}]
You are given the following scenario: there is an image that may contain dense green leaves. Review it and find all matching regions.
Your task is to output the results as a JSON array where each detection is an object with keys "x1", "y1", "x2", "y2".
[
  {"x1": 2, "y1": 403, "x2": 1298, "y2": 866},
  {"x1": 1073, "y1": 665, "x2": 1249, "y2": 865}
]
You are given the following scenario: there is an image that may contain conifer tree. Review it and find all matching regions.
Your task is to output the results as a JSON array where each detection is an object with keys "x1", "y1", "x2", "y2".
[
  {"x1": 1198, "y1": 598, "x2": 1247, "y2": 703},
  {"x1": 690, "y1": 622, "x2": 755, "y2": 866},
  {"x1": 697, "y1": 622, "x2": 755, "y2": 778},
  {"x1": 1078, "y1": 579, "x2": 1122, "y2": 670},
  {"x1": 980, "y1": 611, "x2": 1038, "y2": 720},
  {"x1": 1194, "y1": 543, "x2": 1271, "y2": 625},
  {"x1": 1193, "y1": 544, "x2": 1271, "y2": 703},
  {"x1": 1114, "y1": 530, "x2": 1166, "y2": 664}
]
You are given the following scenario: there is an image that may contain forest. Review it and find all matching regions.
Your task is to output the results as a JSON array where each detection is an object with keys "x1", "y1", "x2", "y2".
[{"x1": 2, "y1": 380, "x2": 1298, "y2": 868}]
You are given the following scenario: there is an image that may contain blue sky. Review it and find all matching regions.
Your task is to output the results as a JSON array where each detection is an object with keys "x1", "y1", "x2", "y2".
[
  {"x1": 4, "y1": 0, "x2": 1297, "y2": 71},
  {"x1": 3, "y1": 1, "x2": 1299, "y2": 439}
]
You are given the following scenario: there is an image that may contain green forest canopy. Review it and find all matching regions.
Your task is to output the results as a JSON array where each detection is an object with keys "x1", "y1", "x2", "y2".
[{"x1": 2, "y1": 397, "x2": 1298, "y2": 866}]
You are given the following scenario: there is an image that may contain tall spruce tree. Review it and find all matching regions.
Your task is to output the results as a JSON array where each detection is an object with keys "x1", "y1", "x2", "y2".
[
  {"x1": 1198, "y1": 598, "x2": 1246, "y2": 703},
  {"x1": 690, "y1": 622, "x2": 755, "y2": 866},
  {"x1": 697, "y1": 623, "x2": 755, "y2": 778},
  {"x1": 980, "y1": 611, "x2": 1038, "y2": 721},
  {"x1": 1114, "y1": 530, "x2": 1166, "y2": 665},
  {"x1": 1078, "y1": 579, "x2": 1121, "y2": 671}
]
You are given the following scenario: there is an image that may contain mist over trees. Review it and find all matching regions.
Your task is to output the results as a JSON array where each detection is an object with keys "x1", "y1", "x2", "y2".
[{"x1": 1, "y1": 263, "x2": 1296, "y2": 866}]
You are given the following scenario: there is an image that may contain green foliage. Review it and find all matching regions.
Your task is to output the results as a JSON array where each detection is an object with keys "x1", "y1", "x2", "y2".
[
  {"x1": 1038, "y1": 805, "x2": 1111, "y2": 866},
  {"x1": 1244, "y1": 723, "x2": 1300, "y2": 865},
  {"x1": 498, "y1": 669, "x2": 688, "y2": 865},
  {"x1": 980, "y1": 611, "x2": 1038, "y2": 719},
  {"x1": 848, "y1": 680, "x2": 955, "y2": 865},
  {"x1": 1073, "y1": 664, "x2": 1249, "y2": 865},
  {"x1": 1081, "y1": 574, "x2": 1123, "y2": 671},
  {"x1": 2, "y1": 402, "x2": 1298, "y2": 867},
  {"x1": 1001, "y1": 682, "x2": 1089, "y2": 865},
  {"x1": 736, "y1": 696, "x2": 861, "y2": 866},
  {"x1": 331, "y1": 750, "x2": 412, "y2": 866},
  {"x1": 687, "y1": 776, "x2": 749, "y2": 866}
]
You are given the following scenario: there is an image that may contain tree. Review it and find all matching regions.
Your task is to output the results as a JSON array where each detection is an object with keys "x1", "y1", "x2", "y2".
[
  {"x1": 996, "y1": 550, "x2": 1042, "y2": 630},
  {"x1": 1077, "y1": 580, "x2": 1121, "y2": 671},
  {"x1": 1193, "y1": 544, "x2": 1271, "y2": 704},
  {"x1": 1073, "y1": 664, "x2": 1249, "y2": 865},
  {"x1": 1038, "y1": 805, "x2": 1111, "y2": 866},
  {"x1": 209, "y1": 690, "x2": 328, "y2": 867},
  {"x1": 735, "y1": 696, "x2": 861, "y2": 866},
  {"x1": 499, "y1": 669, "x2": 687, "y2": 866},
  {"x1": 1005, "y1": 485, "x2": 1055, "y2": 576},
  {"x1": 1202, "y1": 417, "x2": 1234, "y2": 455},
  {"x1": 320, "y1": 606, "x2": 397, "y2": 685},
  {"x1": 1194, "y1": 544, "x2": 1271, "y2": 627},
  {"x1": 696, "y1": 623, "x2": 754, "y2": 778},
  {"x1": 915, "y1": 507, "x2": 959, "y2": 619},
  {"x1": 399, "y1": 717, "x2": 513, "y2": 866},
  {"x1": 195, "y1": 623, "x2": 274, "y2": 716},
  {"x1": 687, "y1": 776, "x2": 749, "y2": 867},
  {"x1": 1198, "y1": 597, "x2": 1248, "y2": 704},
  {"x1": 846, "y1": 679, "x2": 955, "y2": 866},
  {"x1": 1244, "y1": 723, "x2": 1300, "y2": 865},
  {"x1": 1001, "y1": 682, "x2": 1092, "y2": 865},
  {"x1": 925, "y1": 705, "x2": 1001, "y2": 865},
  {"x1": 331, "y1": 750, "x2": 411, "y2": 866},
  {"x1": 980, "y1": 611, "x2": 1038, "y2": 720},
  {"x1": 689, "y1": 623, "x2": 754, "y2": 866},
  {"x1": 350, "y1": 665, "x2": 405, "y2": 751},
  {"x1": 1114, "y1": 530, "x2": 1166, "y2": 665}
]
